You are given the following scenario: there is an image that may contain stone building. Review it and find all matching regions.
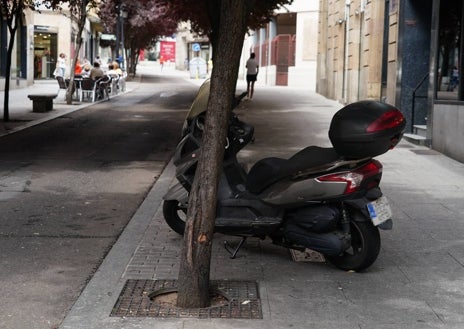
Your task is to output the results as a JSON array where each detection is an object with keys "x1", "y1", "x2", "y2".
[
  {"x1": 317, "y1": 0, "x2": 401, "y2": 105},
  {"x1": 241, "y1": 0, "x2": 320, "y2": 89},
  {"x1": 317, "y1": 0, "x2": 464, "y2": 163},
  {"x1": 172, "y1": 1, "x2": 319, "y2": 88},
  {"x1": 0, "y1": 5, "x2": 102, "y2": 91}
]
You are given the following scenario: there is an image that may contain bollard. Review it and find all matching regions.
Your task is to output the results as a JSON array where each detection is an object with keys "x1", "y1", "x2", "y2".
[{"x1": 16, "y1": 69, "x2": 21, "y2": 86}]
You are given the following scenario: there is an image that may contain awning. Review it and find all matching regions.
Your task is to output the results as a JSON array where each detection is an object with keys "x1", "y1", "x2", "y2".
[{"x1": 100, "y1": 34, "x2": 116, "y2": 41}]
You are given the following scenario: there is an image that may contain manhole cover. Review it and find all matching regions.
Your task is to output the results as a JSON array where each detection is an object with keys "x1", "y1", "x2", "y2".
[
  {"x1": 111, "y1": 279, "x2": 262, "y2": 319},
  {"x1": 290, "y1": 248, "x2": 326, "y2": 263}
]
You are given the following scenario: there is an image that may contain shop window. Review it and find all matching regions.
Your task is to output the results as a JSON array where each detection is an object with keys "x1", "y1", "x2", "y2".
[
  {"x1": 436, "y1": 0, "x2": 463, "y2": 100},
  {"x1": 34, "y1": 31, "x2": 58, "y2": 79}
]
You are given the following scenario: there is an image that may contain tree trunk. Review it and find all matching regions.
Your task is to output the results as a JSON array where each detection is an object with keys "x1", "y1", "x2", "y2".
[
  {"x1": 66, "y1": 52, "x2": 78, "y2": 104},
  {"x1": 128, "y1": 47, "x2": 137, "y2": 76},
  {"x1": 66, "y1": 1, "x2": 87, "y2": 105},
  {"x1": 3, "y1": 30, "x2": 16, "y2": 122},
  {"x1": 3, "y1": 9, "x2": 21, "y2": 122},
  {"x1": 176, "y1": 0, "x2": 250, "y2": 309}
]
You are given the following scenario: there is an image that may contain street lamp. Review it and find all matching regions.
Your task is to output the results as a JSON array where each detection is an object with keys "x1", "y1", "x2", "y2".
[
  {"x1": 120, "y1": 7, "x2": 128, "y2": 69},
  {"x1": 115, "y1": 5, "x2": 127, "y2": 67}
]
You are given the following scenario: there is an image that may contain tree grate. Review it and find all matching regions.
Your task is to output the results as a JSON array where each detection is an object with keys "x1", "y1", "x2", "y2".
[{"x1": 111, "y1": 279, "x2": 262, "y2": 319}]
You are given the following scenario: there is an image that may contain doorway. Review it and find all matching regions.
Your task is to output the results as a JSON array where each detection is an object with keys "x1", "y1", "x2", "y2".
[
  {"x1": 397, "y1": 0, "x2": 433, "y2": 131},
  {"x1": 34, "y1": 30, "x2": 58, "y2": 79}
]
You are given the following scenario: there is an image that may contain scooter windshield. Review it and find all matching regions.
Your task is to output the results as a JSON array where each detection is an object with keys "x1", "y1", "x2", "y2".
[{"x1": 186, "y1": 79, "x2": 210, "y2": 120}]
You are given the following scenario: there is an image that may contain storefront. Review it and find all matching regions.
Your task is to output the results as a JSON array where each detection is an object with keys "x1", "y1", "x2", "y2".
[
  {"x1": 393, "y1": 0, "x2": 464, "y2": 162},
  {"x1": 429, "y1": 0, "x2": 464, "y2": 162},
  {"x1": 34, "y1": 25, "x2": 58, "y2": 79}
]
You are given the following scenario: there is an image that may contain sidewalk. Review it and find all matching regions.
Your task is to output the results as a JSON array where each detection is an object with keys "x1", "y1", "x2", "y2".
[
  {"x1": 0, "y1": 78, "x2": 139, "y2": 137},
  {"x1": 3, "y1": 68, "x2": 464, "y2": 329},
  {"x1": 60, "y1": 78, "x2": 464, "y2": 328},
  {"x1": 0, "y1": 61, "x2": 189, "y2": 136}
]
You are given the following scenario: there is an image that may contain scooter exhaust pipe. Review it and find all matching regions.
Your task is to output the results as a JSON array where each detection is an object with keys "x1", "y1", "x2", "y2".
[{"x1": 285, "y1": 223, "x2": 351, "y2": 256}]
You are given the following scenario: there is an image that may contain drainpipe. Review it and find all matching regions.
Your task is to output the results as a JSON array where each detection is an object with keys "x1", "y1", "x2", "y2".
[
  {"x1": 342, "y1": 0, "x2": 350, "y2": 104},
  {"x1": 259, "y1": 28, "x2": 265, "y2": 84},
  {"x1": 357, "y1": 0, "x2": 366, "y2": 101}
]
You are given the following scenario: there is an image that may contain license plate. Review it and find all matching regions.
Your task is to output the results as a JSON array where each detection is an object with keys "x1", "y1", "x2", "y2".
[{"x1": 366, "y1": 196, "x2": 392, "y2": 226}]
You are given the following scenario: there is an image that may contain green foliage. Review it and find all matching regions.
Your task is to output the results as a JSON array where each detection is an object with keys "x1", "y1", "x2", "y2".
[
  {"x1": 42, "y1": 0, "x2": 99, "y2": 17},
  {"x1": 166, "y1": 0, "x2": 294, "y2": 41},
  {"x1": 0, "y1": 0, "x2": 35, "y2": 29},
  {"x1": 99, "y1": 0, "x2": 178, "y2": 50}
]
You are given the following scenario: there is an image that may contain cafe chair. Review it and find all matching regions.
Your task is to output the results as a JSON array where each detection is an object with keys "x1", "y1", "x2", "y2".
[
  {"x1": 96, "y1": 76, "x2": 112, "y2": 101},
  {"x1": 79, "y1": 78, "x2": 97, "y2": 102},
  {"x1": 118, "y1": 71, "x2": 127, "y2": 92},
  {"x1": 109, "y1": 74, "x2": 119, "y2": 95},
  {"x1": 56, "y1": 76, "x2": 68, "y2": 99}
]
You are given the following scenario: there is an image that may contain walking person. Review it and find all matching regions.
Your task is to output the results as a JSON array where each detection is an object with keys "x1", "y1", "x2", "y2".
[
  {"x1": 246, "y1": 52, "x2": 259, "y2": 100},
  {"x1": 450, "y1": 66, "x2": 459, "y2": 91},
  {"x1": 57, "y1": 53, "x2": 67, "y2": 77}
]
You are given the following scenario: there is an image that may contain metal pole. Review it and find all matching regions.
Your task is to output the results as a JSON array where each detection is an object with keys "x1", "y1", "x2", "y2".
[
  {"x1": 115, "y1": 7, "x2": 121, "y2": 61},
  {"x1": 121, "y1": 15, "x2": 125, "y2": 69}
]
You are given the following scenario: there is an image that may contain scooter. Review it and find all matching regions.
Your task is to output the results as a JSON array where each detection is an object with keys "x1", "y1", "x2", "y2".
[{"x1": 163, "y1": 81, "x2": 406, "y2": 271}]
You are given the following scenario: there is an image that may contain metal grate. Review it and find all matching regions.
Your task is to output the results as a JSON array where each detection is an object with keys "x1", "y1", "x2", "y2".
[{"x1": 111, "y1": 279, "x2": 262, "y2": 319}]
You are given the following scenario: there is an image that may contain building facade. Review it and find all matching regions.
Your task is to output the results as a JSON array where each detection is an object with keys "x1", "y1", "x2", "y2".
[
  {"x1": 241, "y1": 0, "x2": 320, "y2": 90},
  {"x1": 317, "y1": 0, "x2": 464, "y2": 163},
  {"x1": 0, "y1": 5, "x2": 102, "y2": 91},
  {"x1": 317, "y1": 0, "x2": 390, "y2": 104},
  {"x1": 0, "y1": 10, "x2": 34, "y2": 90},
  {"x1": 175, "y1": 21, "x2": 211, "y2": 73}
]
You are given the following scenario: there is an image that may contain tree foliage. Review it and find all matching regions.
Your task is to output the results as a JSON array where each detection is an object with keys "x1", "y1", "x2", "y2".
[
  {"x1": 99, "y1": 0, "x2": 178, "y2": 75},
  {"x1": 166, "y1": 0, "x2": 292, "y2": 54}
]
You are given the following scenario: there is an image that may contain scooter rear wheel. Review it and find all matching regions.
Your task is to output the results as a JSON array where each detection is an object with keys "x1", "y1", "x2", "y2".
[
  {"x1": 327, "y1": 220, "x2": 380, "y2": 271},
  {"x1": 163, "y1": 200, "x2": 187, "y2": 235}
]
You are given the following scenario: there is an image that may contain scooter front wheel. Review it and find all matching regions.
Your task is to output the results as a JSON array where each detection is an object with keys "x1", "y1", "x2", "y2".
[
  {"x1": 162, "y1": 200, "x2": 187, "y2": 235},
  {"x1": 327, "y1": 220, "x2": 380, "y2": 271}
]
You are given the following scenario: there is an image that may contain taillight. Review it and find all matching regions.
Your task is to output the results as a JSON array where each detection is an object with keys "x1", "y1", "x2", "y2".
[
  {"x1": 316, "y1": 160, "x2": 383, "y2": 194},
  {"x1": 367, "y1": 109, "x2": 405, "y2": 133}
]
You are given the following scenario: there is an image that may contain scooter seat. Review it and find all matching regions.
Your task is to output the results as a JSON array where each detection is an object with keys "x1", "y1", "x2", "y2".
[{"x1": 246, "y1": 146, "x2": 340, "y2": 194}]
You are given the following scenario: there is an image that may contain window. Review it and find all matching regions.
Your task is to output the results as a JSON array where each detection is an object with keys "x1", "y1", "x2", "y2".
[{"x1": 436, "y1": 0, "x2": 463, "y2": 100}]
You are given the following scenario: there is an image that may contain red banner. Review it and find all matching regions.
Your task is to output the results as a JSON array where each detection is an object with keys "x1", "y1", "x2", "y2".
[{"x1": 159, "y1": 41, "x2": 176, "y2": 62}]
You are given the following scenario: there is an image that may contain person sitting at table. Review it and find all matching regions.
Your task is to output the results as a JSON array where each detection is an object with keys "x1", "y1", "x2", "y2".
[
  {"x1": 90, "y1": 62, "x2": 104, "y2": 80},
  {"x1": 81, "y1": 64, "x2": 91, "y2": 78},
  {"x1": 75, "y1": 59, "x2": 83, "y2": 75},
  {"x1": 106, "y1": 64, "x2": 119, "y2": 77},
  {"x1": 112, "y1": 62, "x2": 123, "y2": 76}
]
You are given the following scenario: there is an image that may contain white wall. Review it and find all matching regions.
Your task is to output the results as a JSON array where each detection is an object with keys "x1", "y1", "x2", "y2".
[
  {"x1": 34, "y1": 11, "x2": 72, "y2": 68},
  {"x1": 432, "y1": 104, "x2": 464, "y2": 163},
  {"x1": 275, "y1": 0, "x2": 319, "y2": 13}
]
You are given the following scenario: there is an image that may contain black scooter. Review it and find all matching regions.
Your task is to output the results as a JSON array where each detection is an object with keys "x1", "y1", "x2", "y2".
[{"x1": 163, "y1": 81, "x2": 406, "y2": 271}]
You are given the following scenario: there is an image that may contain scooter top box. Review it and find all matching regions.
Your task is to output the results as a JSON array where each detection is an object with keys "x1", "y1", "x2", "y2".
[{"x1": 329, "y1": 101, "x2": 406, "y2": 159}]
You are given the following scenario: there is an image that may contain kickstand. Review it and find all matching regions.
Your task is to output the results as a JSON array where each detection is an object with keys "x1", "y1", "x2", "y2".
[{"x1": 224, "y1": 237, "x2": 247, "y2": 259}]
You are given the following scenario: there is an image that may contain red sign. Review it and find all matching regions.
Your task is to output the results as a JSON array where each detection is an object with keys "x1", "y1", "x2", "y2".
[{"x1": 160, "y1": 41, "x2": 176, "y2": 62}]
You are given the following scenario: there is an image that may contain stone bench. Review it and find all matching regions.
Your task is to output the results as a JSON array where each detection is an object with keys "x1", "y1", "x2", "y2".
[{"x1": 27, "y1": 94, "x2": 57, "y2": 113}]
